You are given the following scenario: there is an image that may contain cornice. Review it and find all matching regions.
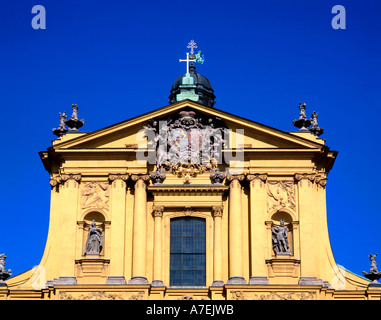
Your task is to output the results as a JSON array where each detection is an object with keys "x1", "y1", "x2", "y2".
[{"x1": 147, "y1": 184, "x2": 229, "y2": 193}]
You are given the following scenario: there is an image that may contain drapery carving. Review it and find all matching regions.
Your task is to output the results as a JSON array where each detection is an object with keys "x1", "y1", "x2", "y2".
[{"x1": 81, "y1": 182, "x2": 110, "y2": 211}]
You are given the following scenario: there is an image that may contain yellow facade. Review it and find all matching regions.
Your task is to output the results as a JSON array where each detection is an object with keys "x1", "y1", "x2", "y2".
[{"x1": 4, "y1": 100, "x2": 380, "y2": 300}]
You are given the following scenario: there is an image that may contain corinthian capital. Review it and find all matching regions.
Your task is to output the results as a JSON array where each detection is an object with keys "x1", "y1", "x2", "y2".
[
  {"x1": 212, "y1": 205, "x2": 224, "y2": 218},
  {"x1": 152, "y1": 205, "x2": 164, "y2": 218}
]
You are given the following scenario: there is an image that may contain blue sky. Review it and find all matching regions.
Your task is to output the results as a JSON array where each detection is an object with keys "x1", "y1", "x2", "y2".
[{"x1": 1, "y1": 0, "x2": 380, "y2": 278}]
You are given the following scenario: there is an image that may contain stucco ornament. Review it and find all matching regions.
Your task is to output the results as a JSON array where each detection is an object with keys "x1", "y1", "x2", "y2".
[{"x1": 144, "y1": 110, "x2": 228, "y2": 181}]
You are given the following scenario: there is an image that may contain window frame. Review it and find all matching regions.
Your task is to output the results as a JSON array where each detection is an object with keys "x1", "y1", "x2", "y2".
[
  {"x1": 170, "y1": 217, "x2": 206, "y2": 287},
  {"x1": 164, "y1": 210, "x2": 212, "y2": 287}
]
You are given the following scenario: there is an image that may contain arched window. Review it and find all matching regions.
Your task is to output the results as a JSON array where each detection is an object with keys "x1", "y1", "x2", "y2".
[{"x1": 170, "y1": 217, "x2": 206, "y2": 286}]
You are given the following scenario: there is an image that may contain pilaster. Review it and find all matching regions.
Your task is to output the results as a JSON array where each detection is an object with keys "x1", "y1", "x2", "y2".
[
  {"x1": 58, "y1": 174, "x2": 81, "y2": 278},
  {"x1": 246, "y1": 174, "x2": 268, "y2": 283},
  {"x1": 107, "y1": 174, "x2": 129, "y2": 284},
  {"x1": 129, "y1": 174, "x2": 150, "y2": 284},
  {"x1": 151, "y1": 205, "x2": 164, "y2": 287},
  {"x1": 211, "y1": 205, "x2": 224, "y2": 287},
  {"x1": 294, "y1": 173, "x2": 318, "y2": 277}
]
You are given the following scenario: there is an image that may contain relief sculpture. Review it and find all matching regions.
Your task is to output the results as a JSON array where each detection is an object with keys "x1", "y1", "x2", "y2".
[
  {"x1": 81, "y1": 182, "x2": 110, "y2": 211},
  {"x1": 267, "y1": 181, "x2": 295, "y2": 214}
]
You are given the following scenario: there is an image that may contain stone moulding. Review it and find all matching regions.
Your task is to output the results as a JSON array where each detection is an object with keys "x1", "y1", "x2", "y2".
[
  {"x1": 148, "y1": 185, "x2": 229, "y2": 192},
  {"x1": 229, "y1": 290, "x2": 316, "y2": 300}
]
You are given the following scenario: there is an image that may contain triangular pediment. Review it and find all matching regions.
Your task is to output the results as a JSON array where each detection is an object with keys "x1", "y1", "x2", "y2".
[{"x1": 51, "y1": 100, "x2": 325, "y2": 151}]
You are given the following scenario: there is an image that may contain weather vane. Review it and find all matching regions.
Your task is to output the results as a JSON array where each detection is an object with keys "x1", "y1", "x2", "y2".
[{"x1": 179, "y1": 40, "x2": 205, "y2": 73}]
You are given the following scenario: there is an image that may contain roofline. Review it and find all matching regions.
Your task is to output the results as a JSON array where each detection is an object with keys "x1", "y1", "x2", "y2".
[{"x1": 50, "y1": 99, "x2": 329, "y2": 150}]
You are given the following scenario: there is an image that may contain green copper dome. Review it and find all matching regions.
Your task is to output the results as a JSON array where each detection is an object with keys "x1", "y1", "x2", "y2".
[{"x1": 169, "y1": 63, "x2": 216, "y2": 107}]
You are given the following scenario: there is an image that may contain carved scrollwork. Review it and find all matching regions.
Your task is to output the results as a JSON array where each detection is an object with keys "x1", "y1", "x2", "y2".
[
  {"x1": 130, "y1": 174, "x2": 151, "y2": 182},
  {"x1": 294, "y1": 173, "x2": 327, "y2": 188},
  {"x1": 226, "y1": 174, "x2": 245, "y2": 182},
  {"x1": 108, "y1": 174, "x2": 129, "y2": 182},
  {"x1": 59, "y1": 291, "x2": 124, "y2": 300},
  {"x1": 230, "y1": 290, "x2": 316, "y2": 300},
  {"x1": 50, "y1": 173, "x2": 81, "y2": 187}
]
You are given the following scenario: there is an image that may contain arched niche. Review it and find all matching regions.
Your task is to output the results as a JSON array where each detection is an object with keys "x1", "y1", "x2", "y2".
[
  {"x1": 270, "y1": 210, "x2": 294, "y2": 256},
  {"x1": 79, "y1": 211, "x2": 107, "y2": 257}
]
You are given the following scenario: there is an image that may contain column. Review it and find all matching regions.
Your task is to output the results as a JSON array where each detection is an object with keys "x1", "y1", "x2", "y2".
[
  {"x1": 212, "y1": 205, "x2": 224, "y2": 286},
  {"x1": 151, "y1": 205, "x2": 164, "y2": 286},
  {"x1": 129, "y1": 174, "x2": 150, "y2": 284},
  {"x1": 226, "y1": 174, "x2": 246, "y2": 284},
  {"x1": 247, "y1": 174, "x2": 269, "y2": 285},
  {"x1": 106, "y1": 174, "x2": 129, "y2": 284}
]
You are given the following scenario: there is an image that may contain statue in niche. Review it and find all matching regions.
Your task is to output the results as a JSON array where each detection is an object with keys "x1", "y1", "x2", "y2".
[
  {"x1": 84, "y1": 220, "x2": 103, "y2": 255},
  {"x1": 272, "y1": 219, "x2": 291, "y2": 255}
]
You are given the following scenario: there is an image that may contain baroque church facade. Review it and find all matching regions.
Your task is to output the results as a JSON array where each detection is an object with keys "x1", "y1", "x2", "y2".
[{"x1": 3, "y1": 47, "x2": 381, "y2": 300}]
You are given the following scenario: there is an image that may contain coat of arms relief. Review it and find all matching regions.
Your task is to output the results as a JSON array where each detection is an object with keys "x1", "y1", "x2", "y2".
[{"x1": 143, "y1": 110, "x2": 230, "y2": 182}]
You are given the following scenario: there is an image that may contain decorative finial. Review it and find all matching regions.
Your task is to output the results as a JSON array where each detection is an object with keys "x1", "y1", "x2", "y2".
[
  {"x1": 0, "y1": 254, "x2": 12, "y2": 285},
  {"x1": 65, "y1": 104, "x2": 85, "y2": 132},
  {"x1": 362, "y1": 254, "x2": 381, "y2": 286},
  {"x1": 52, "y1": 112, "x2": 68, "y2": 137},
  {"x1": 309, "y1": 111, "x2": 324, "y2": 137},
  {"x1": 292, "y1": 102, "x2": 311, "y2": 131}
]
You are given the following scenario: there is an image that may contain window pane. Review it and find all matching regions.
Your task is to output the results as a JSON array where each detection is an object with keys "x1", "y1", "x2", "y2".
[
  {"x1": 182, "y1": 271, "x2": 194, "y2": 286},
  {"x1": 182, "y1": 254, "x2": 193, "y2": 270},
  {"x1": 170, "y1": 270, "x2": 181, "y2": 286},
  {"x1": 170, "y1": 253, "x2": 182, "y2": 269},
  {"x1": 194, "y1": 219, "x2": 205, "y2": 235},
  {"x1": 194, "y1": 237, "x2": 206, "y2": 253},
  {"x1": 182, "y1": 218, "x2": 193, "y2": 236},
  {"x1": 194, "y1": 254, "x2": 206, "y2": 270},
  {"x1": 170, "y1": 218, "x2": 182, "y2": 236},
  {"x1": 182, "y1": 237, "x2": 194, "y2": 253},
  {"x1": 194, "y1": 270, "x2": 206, "y2": 286}
]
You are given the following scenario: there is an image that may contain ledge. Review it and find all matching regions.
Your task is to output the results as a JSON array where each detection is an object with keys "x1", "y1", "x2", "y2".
[{"x1": 148, "y1": 184, "x2": 229, "y2": 192}]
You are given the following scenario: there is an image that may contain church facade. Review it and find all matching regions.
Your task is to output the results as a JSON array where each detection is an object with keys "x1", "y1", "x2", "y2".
[{"x1": 3, "y1": 49, "x2": 381, "y2": 300}]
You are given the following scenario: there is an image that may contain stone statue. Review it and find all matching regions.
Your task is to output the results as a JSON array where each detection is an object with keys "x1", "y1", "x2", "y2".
[
  {"x1": 65, "y1": 104, "x2": 85, "y2": 132},
  {"x1": 309, "y1": 111, "x2": 324, "y2": 137},
  {"x1": 272, "y1": 219, "x2": 291, "y2": 255},
  {"x1": 292, "y1": 102, "x2": 311, "y2": 131},
  {"x1": 362, "y1": 254, "x2": 381, "y2": 284},
  {"x1": 0, "y1": 254, "x2": 12, "y2": 284},
  {"x1": 84, "y1": 220, "x2": 103, "y2": 255},
  {"x1": 52, "y1": 112, "x2": 68, "y2": 137}
]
